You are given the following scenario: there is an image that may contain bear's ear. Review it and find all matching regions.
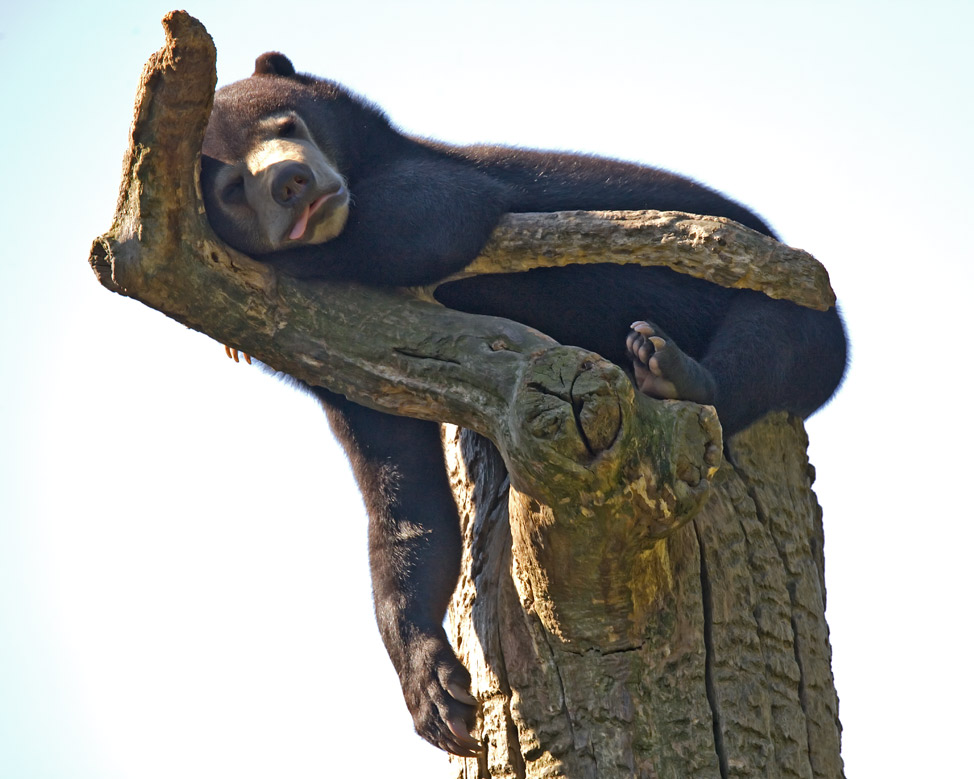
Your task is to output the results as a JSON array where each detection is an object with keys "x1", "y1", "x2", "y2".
[{"x1": 254, "y1": 52, "x2": 296, "y2": 77}]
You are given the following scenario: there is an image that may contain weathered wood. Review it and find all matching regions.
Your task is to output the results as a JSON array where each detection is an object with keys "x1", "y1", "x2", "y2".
[
  {"x1": 432, "y1": 209, "x2": 835, "y2": 312},
  {"x1": 445, "y1": 415, "x2": 843, "y2": 778},
  {"x1": 90, "y1": 12, "x2": 843, "y2": 777}
]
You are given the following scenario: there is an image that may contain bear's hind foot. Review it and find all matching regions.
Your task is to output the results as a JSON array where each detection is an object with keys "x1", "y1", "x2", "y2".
[{"x1": 627, "y1": 321, "x2": 716, "y2": 406}]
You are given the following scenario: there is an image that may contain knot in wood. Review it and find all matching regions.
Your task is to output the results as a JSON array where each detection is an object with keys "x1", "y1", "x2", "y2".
[{"x1": 510, "y1": 348, "x2": 624, "y2": 471}]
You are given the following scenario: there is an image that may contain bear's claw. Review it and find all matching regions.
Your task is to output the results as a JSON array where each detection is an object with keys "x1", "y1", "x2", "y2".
[
  {"x1": 223, "y1": 345, "x2": 252, "y2": 364},
  {"x1": 447, "y1": 716, "x2": 483, "y2": 756},
  {"x1": 448, "y1": 681, "x2": 478, "y2": 706}
]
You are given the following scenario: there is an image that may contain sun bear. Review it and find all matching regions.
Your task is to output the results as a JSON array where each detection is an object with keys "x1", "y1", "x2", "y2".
[{"x1": 200, "y1": 52, "x2": 847, "y2": 756}]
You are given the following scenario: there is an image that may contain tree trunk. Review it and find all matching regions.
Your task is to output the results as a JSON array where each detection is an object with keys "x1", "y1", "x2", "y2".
[
  {"x1": 89, "y1": 13, "x2": 844, "y2": 777},
  {"x1": 444, "y1": 414, "x2": 842, "y2": 778}
]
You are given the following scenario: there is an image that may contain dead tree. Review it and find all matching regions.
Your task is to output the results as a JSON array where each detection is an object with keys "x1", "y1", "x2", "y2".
[{"x1": 90, "y1": 13, "x2": 843, "y2": 778}]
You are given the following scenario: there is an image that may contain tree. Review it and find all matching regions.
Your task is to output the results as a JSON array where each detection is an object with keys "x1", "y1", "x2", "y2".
[{"x1": 90, "y1": 12, "x2": 843, "y2": 777}]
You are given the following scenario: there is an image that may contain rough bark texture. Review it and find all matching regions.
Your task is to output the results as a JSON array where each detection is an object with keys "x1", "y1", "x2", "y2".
[
  {"x1": 445, "y1": 415, "x2": 842, "y2": 778},
  {"x1": 90, "y1": 13, "x2": 843, "y2": 778},
  {"x1": 432, "y1": 210, "x2": 834, "y2": 312}
]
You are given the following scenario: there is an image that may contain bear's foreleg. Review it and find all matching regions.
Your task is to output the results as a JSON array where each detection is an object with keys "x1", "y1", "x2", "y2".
[{"x1": 310, "y1": 388, "x2": 482, "y2": 756}]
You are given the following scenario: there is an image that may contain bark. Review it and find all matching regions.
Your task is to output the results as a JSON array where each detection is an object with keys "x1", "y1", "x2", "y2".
[
  {"x1": 89, "y1": 12, "x2": 843, "y2": 777},
  {"x1": 444, "y1": 415, "x2": 842, "y2": 778}
]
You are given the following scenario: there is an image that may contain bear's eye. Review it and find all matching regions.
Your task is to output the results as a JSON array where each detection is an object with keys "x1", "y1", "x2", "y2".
[
  {"x1": 277, "y1": 118, "x2": 298, "y2": 138},
  {"x1": 222, "y1": 178, "x2": 247, "y2": 206}
]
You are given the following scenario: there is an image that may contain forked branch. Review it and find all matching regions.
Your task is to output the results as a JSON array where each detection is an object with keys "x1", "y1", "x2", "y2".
[{"x1": 89, "y1": 11, "x2": 835, "y2": 548}]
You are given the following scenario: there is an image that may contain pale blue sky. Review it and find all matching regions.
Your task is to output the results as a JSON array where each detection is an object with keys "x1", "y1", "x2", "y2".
[{"x1": 1, "y1": 1, "x2": 972, "y2": 776}]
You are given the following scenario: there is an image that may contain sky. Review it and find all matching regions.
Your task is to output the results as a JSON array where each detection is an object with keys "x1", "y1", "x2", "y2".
[{"x1": 1, "y1": 1, "x2": 972, "y2": 776}]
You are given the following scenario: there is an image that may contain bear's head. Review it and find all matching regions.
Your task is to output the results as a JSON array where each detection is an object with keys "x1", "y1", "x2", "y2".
[{"x1": 201, "y1": 53, "x2": 351, "y2": 255}]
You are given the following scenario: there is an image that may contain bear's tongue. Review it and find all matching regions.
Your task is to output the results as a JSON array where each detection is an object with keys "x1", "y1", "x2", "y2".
[
  {"x1": 289, "y1": 207, "x2": 312, "y2": 241},
  {"x1": 288, "y1": 195, "x2": 328, "y2": 241}
]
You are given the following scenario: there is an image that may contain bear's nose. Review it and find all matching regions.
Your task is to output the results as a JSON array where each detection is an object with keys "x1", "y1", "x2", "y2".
[{"x1": 271, "y1": 162, "x2": 314, "y2": 206}]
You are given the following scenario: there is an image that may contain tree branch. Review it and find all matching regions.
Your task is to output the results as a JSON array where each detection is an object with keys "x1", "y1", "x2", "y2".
[{"x1": 88, "y1": 11, "x2": 834, "y2": 549}]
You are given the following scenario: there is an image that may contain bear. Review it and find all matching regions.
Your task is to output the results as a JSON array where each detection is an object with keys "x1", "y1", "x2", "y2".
[{"x1": 200, "y1": 52, "x2": 847, "y2": 756}]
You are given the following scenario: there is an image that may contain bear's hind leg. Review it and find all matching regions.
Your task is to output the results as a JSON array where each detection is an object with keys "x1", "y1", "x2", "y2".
[{"x1": 697, "y1": 292, "x2": 847, "y2": 436}]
